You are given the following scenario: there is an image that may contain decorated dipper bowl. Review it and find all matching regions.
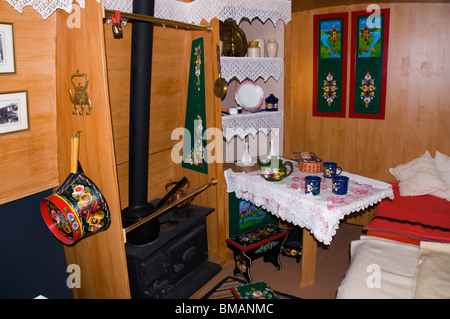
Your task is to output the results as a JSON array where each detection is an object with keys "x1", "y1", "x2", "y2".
[
  {"x1": 40, "y1": 134, "x2": 110, "y2": 246},
  {"x1": 40, "y1": 172, "x2": 111, "y2": 246}
]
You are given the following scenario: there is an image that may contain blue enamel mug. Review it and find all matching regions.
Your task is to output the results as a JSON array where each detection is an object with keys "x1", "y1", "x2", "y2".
[
  {"x1": 305, "y1": 176, "x2": 321, "y2": 195},
  {"x1": 332, "y1": 175, "x2": 349, "y2": 195},
  {"x1": 323, "y1": 161, "x2": 342, "y2": 178}
]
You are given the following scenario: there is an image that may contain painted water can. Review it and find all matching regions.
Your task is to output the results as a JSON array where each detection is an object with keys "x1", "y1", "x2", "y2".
[
  {"x1": 40, "y1": 134, "x2": 110, "y2": 245},
  {"x1": 40, "y1": 173, "x2": 111, "y2": 246}
]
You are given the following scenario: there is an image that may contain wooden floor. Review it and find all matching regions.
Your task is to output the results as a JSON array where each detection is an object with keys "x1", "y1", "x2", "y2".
[{"x1": 193, "y1": 223, "x2": 364, "y2": 299}]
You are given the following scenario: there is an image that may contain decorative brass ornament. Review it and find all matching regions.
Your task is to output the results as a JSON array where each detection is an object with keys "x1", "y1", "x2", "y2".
[
  {"x1": 68, "y1": 70, "x2": 91, "y2": 115},
  {"x1": 219, "y1": 19, "x2": 248, "y2": 57}
]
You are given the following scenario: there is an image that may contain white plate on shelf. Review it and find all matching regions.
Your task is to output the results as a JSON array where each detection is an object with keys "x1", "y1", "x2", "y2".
[{"x1": 235, "y1": 80, "x2": 264, "y2": 111}]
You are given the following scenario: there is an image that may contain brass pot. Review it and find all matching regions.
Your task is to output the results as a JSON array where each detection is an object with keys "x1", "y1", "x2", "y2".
[{"x1": 165, "y1": 179, "x2": 191, "y2": 208}]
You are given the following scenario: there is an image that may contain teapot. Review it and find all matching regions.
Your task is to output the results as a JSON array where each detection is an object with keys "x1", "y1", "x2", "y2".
[
  {"x1": 165, "y1": 179, "x2": 191, "y2": 208},
  {"x1": 257, "y1": 156, "x2": 293, "y2": 182}
]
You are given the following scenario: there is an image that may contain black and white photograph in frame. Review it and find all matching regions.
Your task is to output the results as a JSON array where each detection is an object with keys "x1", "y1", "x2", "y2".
[
  {"x1": 0, "y1": 91, "x2": 28, "y2": 135},
  {"x1": 0, "y1": 22, "x2": 15, "y2": 74}
]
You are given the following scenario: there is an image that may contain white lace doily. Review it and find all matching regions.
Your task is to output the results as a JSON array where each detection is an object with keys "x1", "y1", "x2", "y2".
[
  {"x1": 224, "y1": 164, "x2": 394, "y2": 245},
  {"x1": 155, "y1": 0, "x2": 291, "y2": 25},
  {"x1": 221, "y1": 57, "x2": 283, "y2": 82},
  {"x1": 222, "y1": 111, "x2": 283, "y2": 142}
]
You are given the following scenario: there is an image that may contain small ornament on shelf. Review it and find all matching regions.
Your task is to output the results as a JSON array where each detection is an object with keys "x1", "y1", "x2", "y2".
[{"x1": 266, "y1": 39, "x2": 278, "y2": 57}]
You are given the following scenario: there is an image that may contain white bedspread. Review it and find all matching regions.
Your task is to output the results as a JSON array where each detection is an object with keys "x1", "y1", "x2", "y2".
[
  {"x1": 337, "y1": 236, "x2": 450, "y2": 299},
  {"x1": 337, "y1": 236, "x2": 419, "y2": 299},
  {"x1": 412, "y1": 241, "x2": 450, "y2": 298}
]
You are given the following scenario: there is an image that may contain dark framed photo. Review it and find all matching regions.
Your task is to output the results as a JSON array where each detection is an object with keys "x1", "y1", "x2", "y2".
[
  {"x1": 0, "y1": 91, "x2": 29, "y2": 135},
  {"x1": 0, "y1": 22, "x2": 16, "y2": 74}
]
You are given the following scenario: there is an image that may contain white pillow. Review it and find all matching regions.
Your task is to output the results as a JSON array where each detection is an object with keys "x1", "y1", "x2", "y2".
[
  {"x1": 431, "y1": 151, "x2": 450, "y2": 201},
  {"x1": 389, "y1": 151, "x2": 448, "y2": 197}
]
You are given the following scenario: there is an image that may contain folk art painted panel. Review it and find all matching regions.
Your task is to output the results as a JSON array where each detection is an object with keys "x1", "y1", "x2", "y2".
[
  {"x1": 313, "y1": 12, "x2": 348, "y2": 118},
  {"x1": 349, "y1": 9, "x2": 390, "y2": 119},
  {"x1": 313, "y1": 9, "x2": 390, "y2": 119}
]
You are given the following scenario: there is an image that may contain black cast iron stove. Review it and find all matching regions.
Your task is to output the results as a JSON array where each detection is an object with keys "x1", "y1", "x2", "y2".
[
  {"x1": 122, "y1": 0, "x2": 220, "y2": 298},
  {"x1": 125, "y1": 199, "x2": 221, "y2": 299}
]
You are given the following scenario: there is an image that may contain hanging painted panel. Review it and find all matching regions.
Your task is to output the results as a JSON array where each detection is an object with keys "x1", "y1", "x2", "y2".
[
  {"x1": 349, "y1": 9, "x2": 390, "y2": 119},
  {"x1": 182, "y1": 37, "x2": 208, "y2": 174},
  {"x1": 313, "y1": 12, "x2": 348, "y2": 118}
]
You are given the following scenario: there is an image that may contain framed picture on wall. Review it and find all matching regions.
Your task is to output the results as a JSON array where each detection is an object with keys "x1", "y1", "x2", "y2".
[
  {"x1": 313, "y1": 12, "x2": 348, "y2": 118},
  {"x1": 349, "y1": 9, "x2": 390, "y2": 119},
  {"x1": 0, "y1": 91, "x2": 29, "y2": 135},
  {"x1": 0, "y1": 22, "x2": 16, "y2": 74}
]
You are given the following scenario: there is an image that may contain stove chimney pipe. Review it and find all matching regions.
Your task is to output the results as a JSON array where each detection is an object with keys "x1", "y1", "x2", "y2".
[{"x1": 121, "y1": 0, "x2": 159, "y2": 244}]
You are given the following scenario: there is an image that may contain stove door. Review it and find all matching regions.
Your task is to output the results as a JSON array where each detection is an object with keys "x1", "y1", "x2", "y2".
[{"x1": 166, "y1": 221, "x2": 208, "y2": 285}]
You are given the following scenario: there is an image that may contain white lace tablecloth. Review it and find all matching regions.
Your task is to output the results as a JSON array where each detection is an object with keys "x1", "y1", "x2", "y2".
[
  {"x1": 222, "y1": 111, "x2": 283, "y2": 142},
  {"x1": 224, "y1": 161, "x2": 394, "y2": 245}
]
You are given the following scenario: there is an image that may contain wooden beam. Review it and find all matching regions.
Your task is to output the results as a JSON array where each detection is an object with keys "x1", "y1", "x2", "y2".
[{"x1": 56, "y1": 0, "x2": 130, "y2": 299}]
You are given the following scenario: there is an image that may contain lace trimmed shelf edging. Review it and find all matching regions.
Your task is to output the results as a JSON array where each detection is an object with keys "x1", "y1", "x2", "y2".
[
  {"x1": 221, "y1": 57, "x2": 283, "y2": 82},
  {"x1": 5, "y1": 0, "x2": 291, "y2": 24},
  {"x1": 222, "y1": 110, "x2": 283, "y2": 142},
  {"x1": 4, "y1": 0, "x2": 135, "y2": 20},
  {"x1": 154, "y1": 0, "x2": 291, "y2": 25}
]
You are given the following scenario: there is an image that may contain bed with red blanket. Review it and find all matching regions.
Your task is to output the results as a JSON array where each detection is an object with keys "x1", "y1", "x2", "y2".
[
  {"x1": 337, "y1": 151, "x2": 450, "y2": 299},
  {"x1": 364, "y1": 184, "x2": 450, "y2": 245}
]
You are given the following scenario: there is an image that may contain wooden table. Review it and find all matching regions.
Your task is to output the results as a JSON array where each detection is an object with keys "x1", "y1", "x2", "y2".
[{"x1": 224, "y1": 161, "x2": 394, "y2": 287}]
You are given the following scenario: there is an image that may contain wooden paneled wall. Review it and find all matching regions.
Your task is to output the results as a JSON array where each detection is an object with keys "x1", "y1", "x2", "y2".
[
  {"x1": 105, "y1": 22, "x2": 186, "y2": 208},
  {"x1": 285, "y1": 3, "x2": 450, "y2": 183},
  {"x1": 0, "y1": 4, "x2": 59, "y2": 204},
  {"x1": 105, "y1": 17, "x2": 228, "y2": 260},
  {"x1": 181, "y1": 18, "x2": 228, "y2": 259}
]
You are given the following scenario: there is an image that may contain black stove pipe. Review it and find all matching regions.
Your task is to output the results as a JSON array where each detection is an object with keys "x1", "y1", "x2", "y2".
[{"x1": 122, "y1": 0, "x2": 159, "y2": 244}]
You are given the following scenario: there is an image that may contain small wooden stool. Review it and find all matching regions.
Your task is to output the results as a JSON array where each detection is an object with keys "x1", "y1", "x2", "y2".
[
  {"x1": 226, "y1": 224, "x2": 289, "y2": 283},
  {"x1": 281, "y1": 228, "x2": 303, "y2": 263}
]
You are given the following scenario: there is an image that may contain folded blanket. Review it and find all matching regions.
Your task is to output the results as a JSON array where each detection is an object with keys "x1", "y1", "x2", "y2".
[
  {"x1": 412, "y1": 241, "x2": 450, "y2": 298},
  {"x1": 337, "y1": 235, "x2": 419, "y2": 299},
  {"x1": 364, "y1": 184, "x2": 450, "y2": 243}
]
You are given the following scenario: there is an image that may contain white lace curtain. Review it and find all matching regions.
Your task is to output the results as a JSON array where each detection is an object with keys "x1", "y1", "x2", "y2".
[
  {"x1": 4, "y1": 0, "x2": 98, "y2": 19},
  {"x1": 155, "y1": 0, "x2": 291, "y2": 25},
  {"x1": 4, "y1": 0, "x2": 291, "y2": 24}
]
